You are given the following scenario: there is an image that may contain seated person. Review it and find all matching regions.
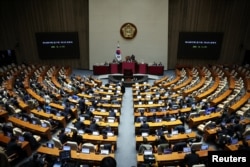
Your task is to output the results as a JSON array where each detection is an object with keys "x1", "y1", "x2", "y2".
[
  {"x1": 138, "y1": 137, "x2": 152, "y2": 154},
  {"x1": 58, "y1": 128, "x2": 69, "y2": 144},
  {"x1": 102, "y1": 125, "x2": 113, "y2": 135},
  {"x1": 71, "y1": 130, "x2": 84, "y2": 145},
  {"x1": 2, "y1": 123, "x2": 13, "y2": 136},
  {"x1": 155, "y1": 134, "x2": 168, "y2": 146},
  {"x1": 148, "y1": 113, "x2": 160, "y2": 122},
  {"x1": 183, "y1": 149, "x2": 200, "y2": 167},
  {"x1": 23, "y1": 131, "x2": 40, "y2": 150},
  {"x1": 5, "y1": 136, "x2": 26, "y2": 158},
  {"x1": 173, "y1": 125, "x2": 185, "y2": 134},
  {"x1": 172, "y1": 141, "x2": 187, "y2": 152},
  {"x1": 109, "y1": 109, "x2": 116, "y2": 117},
  {"x1": 74, "y1": 118, "x2": 85, "y2": 130},
  {"x1": 136, "y1": 112, "x2": 147, "y2": 123},
  {"x1": 85, "y1": 119, "x2": 99, "y2": 133},
  {"x1": 100, "y1": 156, "x2": 117, "y2": 167},
  {"x1": 140, "y1": 120, "x2": 150, "y2": 135}
]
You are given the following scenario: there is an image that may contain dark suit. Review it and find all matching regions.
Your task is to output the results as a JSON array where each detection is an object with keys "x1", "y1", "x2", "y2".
[{"x1": 184, "y1": 152, "x2": 200, "y2": 167}]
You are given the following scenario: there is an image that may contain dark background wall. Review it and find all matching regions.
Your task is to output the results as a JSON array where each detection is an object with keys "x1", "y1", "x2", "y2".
[{"x1": 0, "y1": 0, "x2": 250, "y2": 69}]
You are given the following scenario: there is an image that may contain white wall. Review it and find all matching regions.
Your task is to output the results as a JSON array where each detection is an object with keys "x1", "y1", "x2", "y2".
[{"x1": 89, "y1": 0, "x2": 168, "y2": 70}]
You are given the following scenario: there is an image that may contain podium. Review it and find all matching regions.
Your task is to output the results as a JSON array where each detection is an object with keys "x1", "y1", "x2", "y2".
[
  {"x1": 148, "y1": 65, "x2": 164, "y2": 75},
  {"x1": 122, "y1": 62, "x2": 135, "y2": 74},
  {"x1": 137, "y1": 63, "x2": 148, "y2": 74},
  {"x1": 110, "y1": 63, "x2": 119, "y2": 74},
  {"x1": 93, "y1": 65, "x2": 109, "y2": 75}
]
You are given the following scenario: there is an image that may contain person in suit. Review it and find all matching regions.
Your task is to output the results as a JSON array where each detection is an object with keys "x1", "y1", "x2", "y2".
[
  {"x1": 71, "y1": 130, "x2": 84, "y2": 145},
  {"x1": 183, "y1": 149, "x2": 200, "y2": 167},
  {"x1": 109, "y1": 109, "x2": 116, "y2": 117},
  {"x1": 78, "y1": 98, "x2": 86, "y2": 112},
  {"x1": 74, "y1": 118, "x2": 85, "y2": 130},
  {"x1": 136, "y1": 112, "x2": 147, "y2": 123},
  {"x1": 5, "y1": 136, "x2": 26, "y2": 158},
  {"x1": 100, "y1": 156, "x2": 117, "y2": 167},
  {"x1": 85, "y1": 119, "x2": 99, "y2": 133},
  {"x1": 58, "y1": 128, "x2": 69, "y2": 144},
  {"x1": 0, "y1": 148, "x2": 11, "y2": 167},
  {"x1": 102, "y1": 125, "x2": 112, "y2": 135},
  {"x1": 140, "y1": 120, "x2": 150, "y2": 134}
]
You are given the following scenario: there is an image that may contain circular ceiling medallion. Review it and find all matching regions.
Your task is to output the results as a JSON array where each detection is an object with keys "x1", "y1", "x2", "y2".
[{"x1": 120, "y1": 23, "x2": 137, "y2": 39}]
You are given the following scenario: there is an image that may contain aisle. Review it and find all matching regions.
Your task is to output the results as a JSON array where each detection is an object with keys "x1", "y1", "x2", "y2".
[{"x1": 115, "y1": 87, "x2": 137, "y2": 167}]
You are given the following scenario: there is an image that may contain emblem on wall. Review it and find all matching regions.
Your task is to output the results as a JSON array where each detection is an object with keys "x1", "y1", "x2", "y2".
[{"x1": 120, "y1": 23, "x2": 137, "y2": 39}]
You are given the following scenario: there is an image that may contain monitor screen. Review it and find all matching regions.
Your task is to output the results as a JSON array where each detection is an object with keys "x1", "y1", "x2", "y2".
[
  {"x1": 100, "y1": 149, "x2": 109, "y2": 155},
  {"x1": 36, "y1": 32, "x2": 80, "y2": 59},
  {"x1": 172, "y1": 130, "x2": 178, "y2": 135},
  {"x1": 63, "y1": 145, "x2": 71, "y2": 151},
  {"x1": 144, "y1": 150, "x2": 153, "y2": 155},
  {"x1": 41, "y1": 123, "x2": 47, "y2": 128},
  {"x1": 183, "y1": 147, "x2": 191, "y2": 153},
  {"x1": 201, "y1": 144, "x2": 208, "y2": 150},
  {"x1": 81, "y1": 148, "x2": 90, "y2": 154},
  {"x1": 78, "y1": 130, "x2": 84, "y2": 135},
  {"x1": 178, "y1": 32, "x2": 223, "y2": 59},
  {"x1": 163, "y1": 148, "x2": 172, "y2": 154},
  {"x1": 141, "y1": 132, "x2": 149, "y2": 137},
  {"x1": 185, "y1": 129, "x2": 192, "y2": 134},
  {"x1": 245, "y1": 135, "x2": 250, "y2": 141}
]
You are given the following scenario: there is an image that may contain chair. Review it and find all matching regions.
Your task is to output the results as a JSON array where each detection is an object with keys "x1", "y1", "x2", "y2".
[
  {"x1": 197, "y1": 121, "x2": 212, "y2": 132},
  {"x1": 172, "y1": 142, "x2": 187, "y2": 152},
  {"x1": 65, "y1": 141, "x2": 79, "y2": 151},
  {"x1": 138, "y1": 144, "x2": 152, "y2": 154},
  {"x1": 13, "y1": 127, "x2": 23, "y2": 137},
  {"x1": 82, "y1": 143, "x2": 97, "y2": 153},
  {"x1": 190, "y1": 142, "x2": 203, "y2": 151},
  {"x1": 157, "y1": 143, "x2": 169, "y2": 154},
  {"x1": 107, "y1": 117, "x2": 116, "y2": 123},
  {"x1": 53, "y1": 137, "x2": 63, "y2": 149}
]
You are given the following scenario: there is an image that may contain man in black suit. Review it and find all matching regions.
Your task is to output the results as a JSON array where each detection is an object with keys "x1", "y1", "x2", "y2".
[
  {"x1": 5, "y1": 136, "x2": 26, "y2": 158},
  {"x1": 74, "y1": 118, "x2": 85, "y2": 130},
  {"x1": 109, "y1": 109, "x2": 116, "y2": 117},
  {"x1": 140, "y1": 120, "x2": 150, "y2": 134},
  {"x1": 58, "y1": 129, "x2": 69, "y2": 144},
  {"x1": 183, "y1": 149, "x2": 200, "y2": 167}
]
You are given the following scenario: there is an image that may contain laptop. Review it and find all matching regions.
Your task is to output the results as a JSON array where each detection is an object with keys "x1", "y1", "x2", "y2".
[
  {"x1": 201, "y1": 144, "x2": 209, "y2": 150},
  {"x1": 183, "y1": 147, "x2": 191, "y2": 153},
  {"x1": 81, "y1": 148, "x2": 90, "y2": 154},
  {"x1": 100, "y1": 149, "x2": 109, "y2": 155},
  {"x1": 185, "y1": 129, "x2": 192, "y2": 134},
  {"x1": 63, "y1": 145, "x2": 71, "y2": 151}
]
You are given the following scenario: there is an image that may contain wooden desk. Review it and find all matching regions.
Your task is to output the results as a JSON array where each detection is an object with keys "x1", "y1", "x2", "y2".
[
  {"x1": 183, "y1": 75, "x2": 206, "y2": 96},
  {"x1": 165, "y1": 132, "x2": 196, "y2": 144},
  {"x1": 135, "y1": 120, "x2": 182, "y2": 135},
  {"x1": 37, "y1": 146, "x2": 114, "y2": 165},
  {"x1": 148, "y1": 66, "x2": 164, "y2": 75},
  {"x1": 8, "y1": 116, "x2": 51, "y2": 139},
  {"x1": 31, "y1": 109, "x2": 66, "y2": 127},
  {"x1": 137, "y1": 150, "x2": 210, "y2": 166},
  {"x1": 203, "y1": 128, "x2": 218, "y2": 142},
  {"x1": 229, "y1": 92, "x2": 250, "y2": 113},
  {"x1": 196, "y1": 76, "x2": 220, "y2": 101},
  {"x1": 225, "y1": 140, "x2": 250, "y2": 151},
  {"x1": 210, "y1": 89, "x2": 233, "y2": 106},
  {"x1": 0, "y1": 109, "x2": 9, "y2": 122},
  {"x1": 153, "y1": 76, "x2": 168, "y2": 86},
  {"x1": 26, "y1": 88, "x2": 45, "y2": 104},
  {"x1": 93, "y1": 65, "x2": 110, "y2": 75},
  {"x1": 49, "y1": 103, "x2": 78, "y2": 118},
  {"x1": 83, "y1": 120, "x2": 119, "y2": 135},
  {"x1": 0, "y1": 133, "x2": 32, "y2": 156},
  {"x1": 189, "y1": 112, "x2": 222, "y2": 128}
]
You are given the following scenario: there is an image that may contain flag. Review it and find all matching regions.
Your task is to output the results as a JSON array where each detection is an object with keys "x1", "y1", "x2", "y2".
[{"x1": 115, "y1": 42, "x2": 122, "y2": 62}]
